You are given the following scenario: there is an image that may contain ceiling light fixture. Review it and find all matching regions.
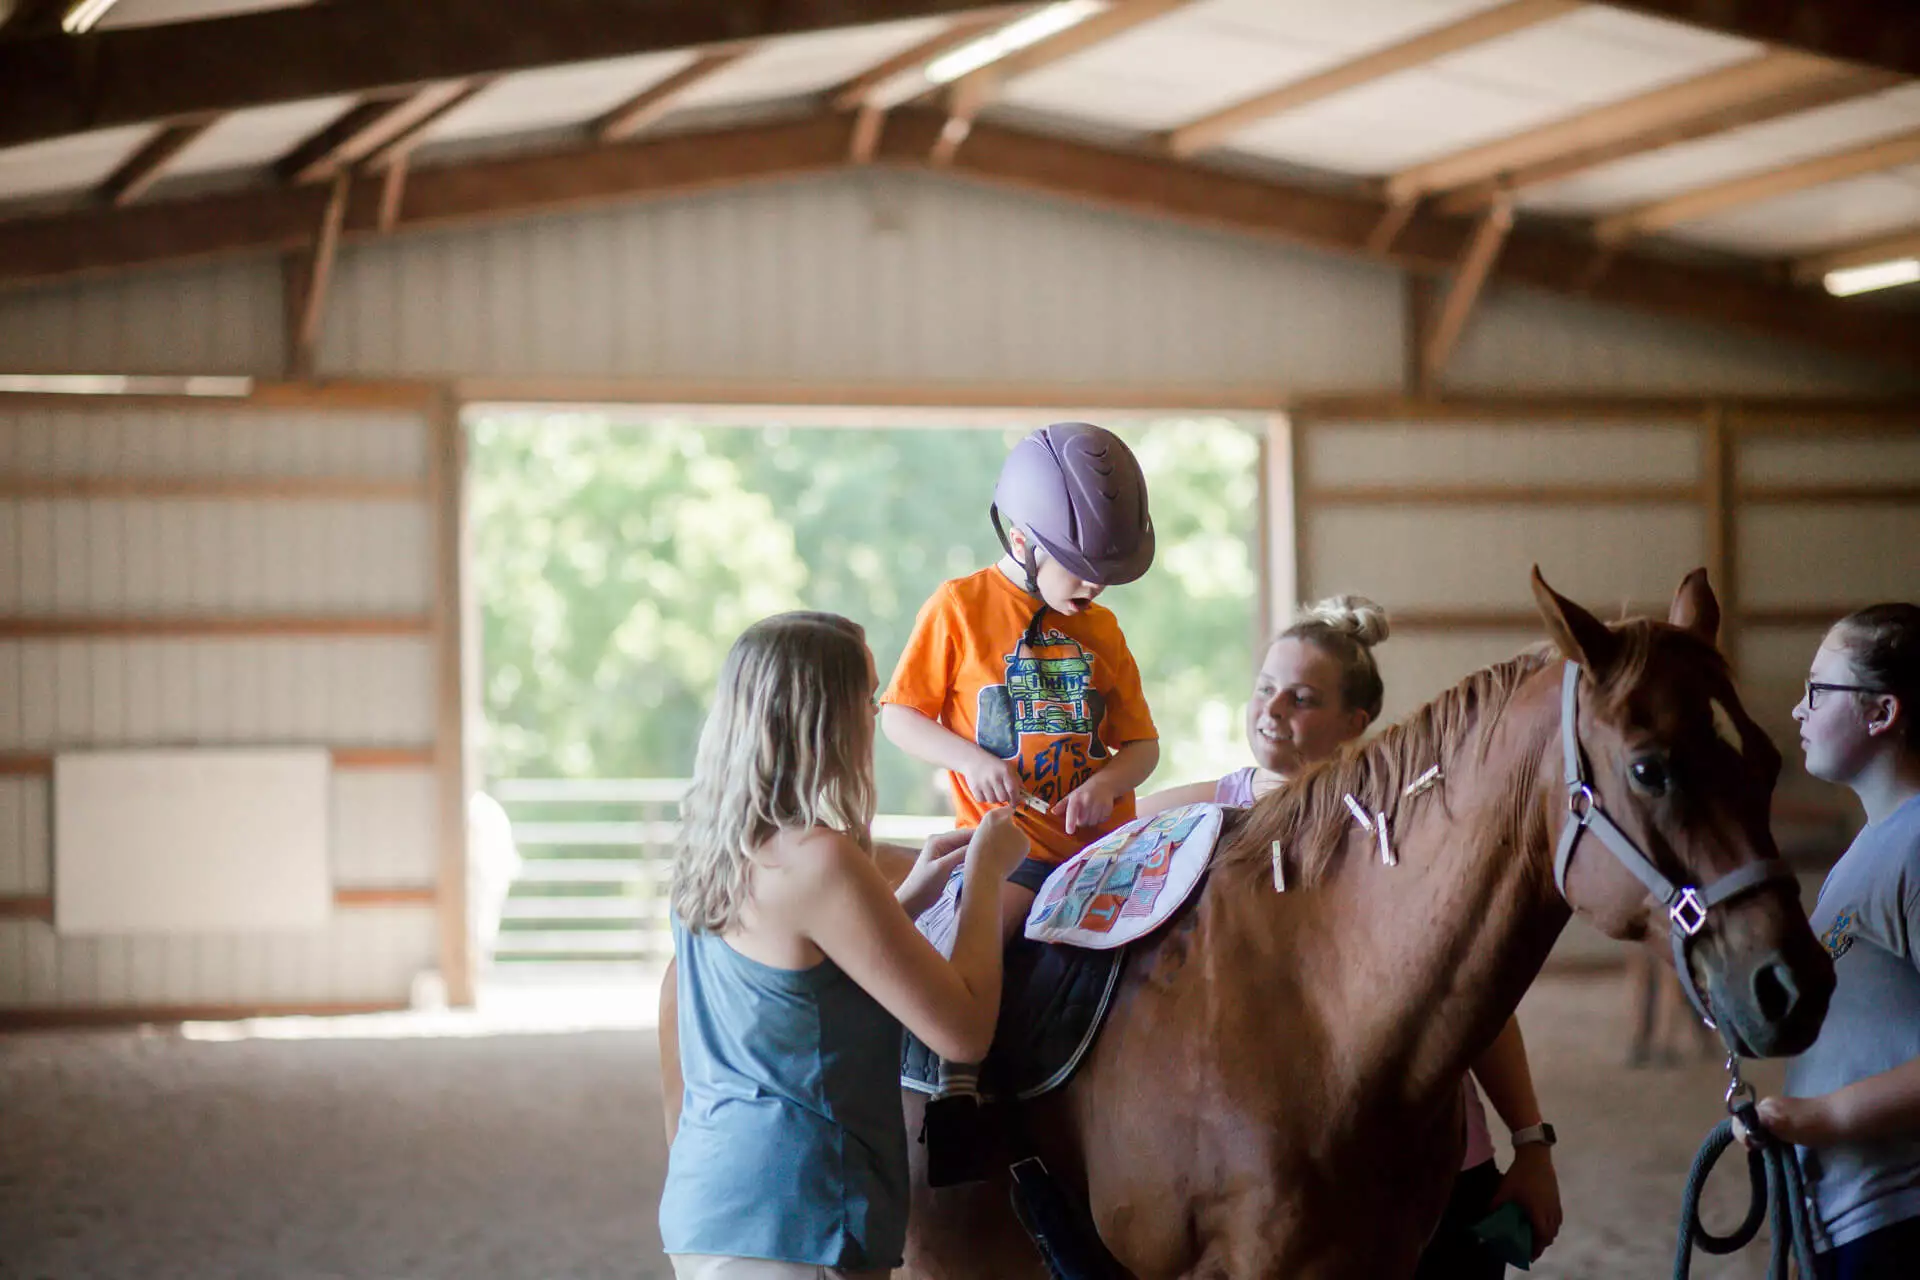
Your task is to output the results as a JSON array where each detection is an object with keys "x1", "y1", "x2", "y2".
[
  {"x1": 61, "y1": 0, "x2": 121, "y2": 35},
  {"x1": 923, "y1": 0, "x2": 1104, "y2": 86},
  {"x1": 1822, "y1": 257, "x2": 1920, "y2": 297}
]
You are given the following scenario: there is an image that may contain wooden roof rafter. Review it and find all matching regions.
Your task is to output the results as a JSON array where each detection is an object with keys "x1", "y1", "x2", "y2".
[
  {"x1": 0, "y1": 0, "x2": 1016, "y2": 151},
  {"x1": 593, "y1": 48, "x2": 757, "y2": 144},
  {"x1": 1164, "y1": 0, "x2": 1580, "y2": 158},
  {"x1": 1386, "y1": 50, "x2": 1900, "y2": 214},
  {"x1": 928, "y1": 0, "x2": 1196, "y2": 160},
  {"x1": 94, "y1": 114, "x2": 219, "y2": 206},
  {"x1": 1594, "y1": 125, "x2": 1920, "y2": 244}
]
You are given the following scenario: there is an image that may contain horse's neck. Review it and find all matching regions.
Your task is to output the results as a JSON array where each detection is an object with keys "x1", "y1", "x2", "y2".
[{"x1": 1229, "y1": 671, "x2": 1570, "y2": 1116}]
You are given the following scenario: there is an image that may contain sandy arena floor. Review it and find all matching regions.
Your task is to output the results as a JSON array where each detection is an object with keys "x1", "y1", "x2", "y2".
[{"x1": 0, "y1": 972, "x2": 1793, "y2": 1279}]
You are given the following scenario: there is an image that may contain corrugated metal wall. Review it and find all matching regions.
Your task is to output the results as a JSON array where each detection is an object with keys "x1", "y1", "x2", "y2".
[
  {"x1": 0, "y1": 171, "x2": 1909, "y2": 396},
  {"x1": 0, "y1": 404, "x2": 443, "y2": 1010}
]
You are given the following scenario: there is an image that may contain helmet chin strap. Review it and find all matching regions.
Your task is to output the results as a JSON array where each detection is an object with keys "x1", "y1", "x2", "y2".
[{"x1": 988, "y1": 505, "x2": 1050, "y2": 650}]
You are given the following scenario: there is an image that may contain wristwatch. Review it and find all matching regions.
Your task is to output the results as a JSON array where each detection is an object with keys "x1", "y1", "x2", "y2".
[{"x1": 1510, "y1": 1122, "x2": 1557, "y2": 1149}]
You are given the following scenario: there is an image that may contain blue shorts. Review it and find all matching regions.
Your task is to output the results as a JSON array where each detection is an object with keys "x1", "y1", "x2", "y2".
[{"x1": 1007, "y1": 856, "x2": 1057, "y2": 894}]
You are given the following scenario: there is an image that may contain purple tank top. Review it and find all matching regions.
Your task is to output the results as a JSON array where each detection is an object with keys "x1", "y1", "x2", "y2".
[{"x1": 1214, "y1": 767, "x2": 1257, "y2": 808}]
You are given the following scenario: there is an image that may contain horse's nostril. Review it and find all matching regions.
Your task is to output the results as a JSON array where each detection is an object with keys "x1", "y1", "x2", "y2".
[{"x1": 1752, "y1": 960, "x2": 1799, "y2": 1024}]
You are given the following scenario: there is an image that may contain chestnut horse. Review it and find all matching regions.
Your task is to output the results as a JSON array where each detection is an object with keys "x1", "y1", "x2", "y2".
[{"x1": 903, "y1": 569, "x2": 1834, "y2": 1279}]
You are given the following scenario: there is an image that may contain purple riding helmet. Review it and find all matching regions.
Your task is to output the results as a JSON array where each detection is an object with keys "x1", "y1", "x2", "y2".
[{"x1": 991, "y1": 422, "x2": 1155, "y2": 591}]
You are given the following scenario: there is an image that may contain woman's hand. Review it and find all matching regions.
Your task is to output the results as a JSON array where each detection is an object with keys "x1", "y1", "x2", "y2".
[
  {"x1": 1743, "y1": 1092, "x2": 1845, "y2": 1148},
  {"x1": 1491, "y1": 1145, "x2": 1562, "y2": 1259},
  {"x1": 895, "y1": 828, "x2": 972, "y2": 918},
  {"x1": 965, "y1": 805, "x2": 1030, "y2": 882},
  {"x1": 963, "y1": 751, "x2": 1025, "y2": 807}
]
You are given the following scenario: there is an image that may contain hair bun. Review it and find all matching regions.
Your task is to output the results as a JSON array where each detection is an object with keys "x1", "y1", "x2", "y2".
[{"x1": 1297, "y1": 594, "x2": 1390, "y2": 648}]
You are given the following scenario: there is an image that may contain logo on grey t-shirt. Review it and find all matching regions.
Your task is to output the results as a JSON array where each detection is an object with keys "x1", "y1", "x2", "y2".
[{"x1": 1819, "y1": 907, "x2": 1857, "y2": 960}]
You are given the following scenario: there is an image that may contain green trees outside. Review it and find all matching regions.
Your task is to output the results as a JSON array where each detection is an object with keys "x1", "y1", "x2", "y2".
[{"x1": 470, "y1": 412, "x2": 1264, "y2": 815}]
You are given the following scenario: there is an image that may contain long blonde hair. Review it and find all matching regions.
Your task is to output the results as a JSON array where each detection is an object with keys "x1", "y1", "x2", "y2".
[{"x1": 671, "y1": 611, "x2": 878, "y2": 933}]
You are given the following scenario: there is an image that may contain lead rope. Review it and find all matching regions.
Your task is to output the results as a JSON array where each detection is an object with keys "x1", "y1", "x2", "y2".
[{"x1": 1672, "y1": 1052, "x2": 1819, "y2": 1280}]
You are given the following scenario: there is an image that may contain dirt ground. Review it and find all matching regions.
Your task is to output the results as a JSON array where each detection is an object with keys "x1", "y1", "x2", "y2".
[{"x1": 0, "y1": 971, "x2": 1794, "y2": 1279}]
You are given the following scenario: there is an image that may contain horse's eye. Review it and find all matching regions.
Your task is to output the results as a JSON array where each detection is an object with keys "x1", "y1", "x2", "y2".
[{"x1": 1629, "y1": 758, "x2": 1670, "y2": 797}]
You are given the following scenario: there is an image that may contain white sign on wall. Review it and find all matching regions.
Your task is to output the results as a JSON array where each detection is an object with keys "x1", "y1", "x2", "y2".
[{"x1": 53, "y1": 749, "x2": 333, "y2": 936}]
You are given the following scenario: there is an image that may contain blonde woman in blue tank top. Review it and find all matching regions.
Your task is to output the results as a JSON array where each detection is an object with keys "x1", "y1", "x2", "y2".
[{"x1": 658, "y1": 611, "x2": 1029, "y2": 1280}]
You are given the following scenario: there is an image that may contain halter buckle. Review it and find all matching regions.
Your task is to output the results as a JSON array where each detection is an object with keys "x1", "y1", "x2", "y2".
[
  {"x1": 1670, "y1": 887, "x2": 1708, "y2": 938},
  {"x1": 1567, "y1": 782, "x2": 1596, "y2": 823},
  {"x1": 1724, "y1": 1053, "x2": 1755, "y2": 1111}
]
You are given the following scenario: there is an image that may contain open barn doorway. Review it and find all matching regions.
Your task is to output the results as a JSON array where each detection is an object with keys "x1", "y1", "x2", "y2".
[{"x1": 463, "y1": 403, "x2": 1270, "y2": 1011}]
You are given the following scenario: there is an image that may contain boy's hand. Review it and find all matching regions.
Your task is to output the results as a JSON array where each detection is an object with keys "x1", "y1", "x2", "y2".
[
  {"x1": 962, "y1": 752, "x2": 1025, "y2": 807},
  {"x1": 965, "y1": 806, "x2": 1030, "y2": 881},
  {"x1": 1061, "y1": 774, "x2": 1117, "y2": 835}
]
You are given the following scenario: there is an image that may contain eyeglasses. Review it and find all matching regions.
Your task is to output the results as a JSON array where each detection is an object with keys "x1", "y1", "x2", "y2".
[{"x1": 1804, "y1": 680, "x2": 1884, "y2": 710}]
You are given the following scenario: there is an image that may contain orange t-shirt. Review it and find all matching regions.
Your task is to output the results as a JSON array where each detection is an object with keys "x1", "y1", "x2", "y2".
[{"x1": 882, "y1": 566, "x2": 1157, "y2": 863}]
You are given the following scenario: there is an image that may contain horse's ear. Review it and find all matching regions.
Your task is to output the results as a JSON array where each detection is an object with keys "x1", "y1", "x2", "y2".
[
  {"x1": 1668, "y1": 568, "x2": 1721, "y2": 646},
  {"x1": 1531, "y1": 566, "x2": 1621, "y2": 676}
]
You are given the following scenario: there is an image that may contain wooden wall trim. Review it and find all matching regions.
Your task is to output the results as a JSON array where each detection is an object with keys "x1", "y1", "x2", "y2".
[
  {"x1": 1739, "y1": 483, "x2": 1920, "y2": 504},
  {"x1": 0, "y1": 887, "x2": 437, "y2": 922},
  {"x1": 0, "y1": 381, "x2": 439, "y2": 413},
  {"x1": 0, "y1": 476, "x2": 429, "y2": 500},
  {"x1": 1305, "y1": 482, "x2": 1703, "y2": 506},
  {"x1": 0, "y1": 615, "x2": 432, "y2": 639},
  {"x1": 0, "y1": 747, "x2": 434, "y2": 775},
  {"x1": 0, "y1": 1001, "x2": 411, "y2": 1030},
  {"x1": 1294, "y1": 393, "x2": 1920, "y2": 424}
]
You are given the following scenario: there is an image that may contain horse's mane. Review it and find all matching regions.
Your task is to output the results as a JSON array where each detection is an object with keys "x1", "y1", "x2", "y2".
[{"x1": 1218, "y1": 619, "x2": 1692, "y2": 889}]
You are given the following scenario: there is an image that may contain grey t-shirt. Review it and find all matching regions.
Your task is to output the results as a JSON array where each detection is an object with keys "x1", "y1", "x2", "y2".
[{"x1": 1785, "y1": 792, "x2": 1920, "y2": 1251}]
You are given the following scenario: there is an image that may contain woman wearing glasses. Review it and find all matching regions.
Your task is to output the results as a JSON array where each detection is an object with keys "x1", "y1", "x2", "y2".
[{"x1": 1749, "y1": 602, "x2": 1920, "y2": 1279}]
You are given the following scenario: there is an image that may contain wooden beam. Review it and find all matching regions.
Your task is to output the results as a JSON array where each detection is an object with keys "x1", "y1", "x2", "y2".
[
  {"x1": 0, "y1": 1002, "x2": 411, "y2": 1029},
  {"x1": 1368, "y1": 198, "x2": 1419, "y2": 254},
  {"x1": 1421, "y1": 197, "x2": 1514, "y2": 385},
  {"x1": 940, "y1": 0, "x2": 1193, "y2": 121},
  {"x1": 0, "y1": 888, "x2": 437, "y2": 922},
  {"x1": 930, "y1": 71, "x2": 994, "y2": 165},
  {"x1": 594, "y1": 49, "x2": 751, "y2": 143},
  {"x1": 4, "y1": 110, "x2": 1918, "y2": 367},
  {"x1": 1307, "y1": 482, "x2": 1702, "y2": 506},
  {"x1": 290, "y1": 172, "x2": 349, "y2": 380},
  {"x1": 877, "y1": 113, "x2": 1920, "y2": 368},
  {"x1": 378, "y1": 151, "x2": 410, "y2": 233},
  {"x1": 276, "y1": 83, "x2": 480, "y2": 186},
  {"x1": 1166, "y1": 0, "x2": 1577, "y2": 157},
  {"x1": 1741, "y1": 482, "x2": 1920, "y2": 504},
  {"x1": 1595, "y1": 1, "x2": 1920, "y2": 81},
  {"x1": 0, "y1": 615, "x2": 432, "y2": 638},
  {"x1": 428, "y1": 391, "x2": 474, "y2": 1009},
  {"x1": 829, "y1": 9, "x2": 1016, "y2": 110},
  {"x1": 0, "y1": 476, "x2": 428, "y2": 500},
  {"x1": 0, "y1": 115, "x2": 855, "y2": 291},
  {"x1": 850, "y1": 102, "x2": 887, "y2": 163},
  {"x1": 1401, "y1": 53, "x2": 1898, "y2": 213},
  {"x1": 0, "y1": 0, "x2": 1011, "y2": 151},
  {"x1": 1791, "y1": 224, "x2": 1920, "y2": 283},
  {"x1": 96, "y1": 116, "x2": 218, "y2": 207},
  {"x1": 0, "y1": 746, "x2": 436, "y2": 776},
  {"x1": 1596, "y1": 126, "x2": 1920, "y2": 244}
]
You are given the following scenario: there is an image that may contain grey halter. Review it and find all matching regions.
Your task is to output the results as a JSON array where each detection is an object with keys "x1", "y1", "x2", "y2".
[{"x1": 1552, "y1": 662, "x2": 1796, "y2": 1029}]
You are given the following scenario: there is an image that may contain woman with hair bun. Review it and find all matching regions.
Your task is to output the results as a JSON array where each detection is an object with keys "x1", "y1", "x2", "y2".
[{"x1": 1142, "y1": 595, "x2": 1563, "y2": 1276}]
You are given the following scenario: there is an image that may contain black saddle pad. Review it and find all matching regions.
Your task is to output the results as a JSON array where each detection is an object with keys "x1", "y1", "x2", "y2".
[{"x1": 901, "y1": 932, "x2": 1123, "y2": 1102}]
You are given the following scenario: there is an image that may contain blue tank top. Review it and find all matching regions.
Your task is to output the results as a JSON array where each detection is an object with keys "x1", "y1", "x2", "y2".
[{"x1": 659, "y1": 916, "x2": 908, "y2": 1268}]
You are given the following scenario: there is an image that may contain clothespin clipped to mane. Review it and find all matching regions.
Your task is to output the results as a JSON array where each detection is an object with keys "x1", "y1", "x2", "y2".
[
  {"x1": 1270, "y1": 840, "x2": 1286, "y2": 893},
  {"x1": 1343, "y1": 793, "x2": 1397, "y2": 868},
  {"x1": 1404, "y1": 765, "x2": 1443, "y2": 798}
]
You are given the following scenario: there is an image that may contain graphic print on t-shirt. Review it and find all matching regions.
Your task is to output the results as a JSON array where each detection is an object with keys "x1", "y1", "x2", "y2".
[
  {"x1": 1820, "y1": 907, "x2": 1858, "y2": 959},
  {"x1": 974, "y1": 628, "x2": 1109, "y2": 803}
]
